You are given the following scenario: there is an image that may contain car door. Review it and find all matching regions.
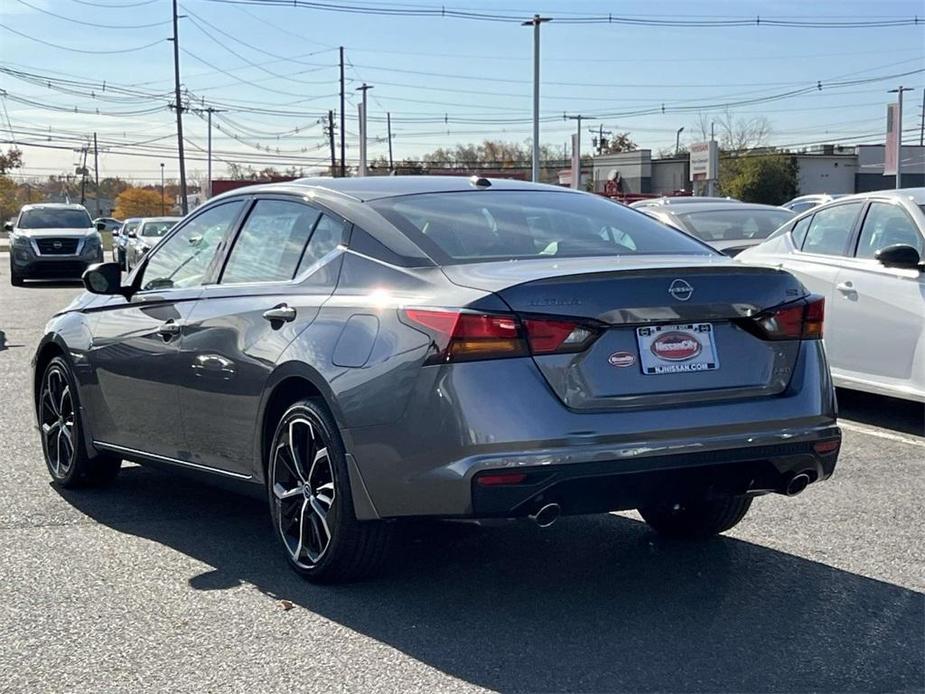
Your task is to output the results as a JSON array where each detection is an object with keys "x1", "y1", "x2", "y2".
[
  {"x1": 84, "y1": 199, "x2": 245, "y2": 460},
  {"x1": 828, "y1": 199, "x2": 925, "y2": 390},
  {"x1": 178, "y1": 197, "x2": 349, "y2": 476}
]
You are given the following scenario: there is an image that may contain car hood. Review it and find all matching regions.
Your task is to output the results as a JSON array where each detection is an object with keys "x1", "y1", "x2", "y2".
[{"x1": 13, "y1": 227, "x2": 96, "y2": 238}]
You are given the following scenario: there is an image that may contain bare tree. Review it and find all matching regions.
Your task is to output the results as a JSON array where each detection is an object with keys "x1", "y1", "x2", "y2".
[{"x1": 695, "y1": 110, "x2": 772, "y2": 153}]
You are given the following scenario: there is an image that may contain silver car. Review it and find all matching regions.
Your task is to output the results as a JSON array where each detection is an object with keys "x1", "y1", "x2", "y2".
[
  {"x1": 33, "y1": 177, "x2": 840, "y2": 583},
  {"x1": 7, "y1": 203, "x2": 105, "y2": 285},
  {"x1": 112, "y1": 217, "x2": 142, "y2": 269},
  {"x1": 124, "y1": 216, "x2": 182, "y2": 270}
]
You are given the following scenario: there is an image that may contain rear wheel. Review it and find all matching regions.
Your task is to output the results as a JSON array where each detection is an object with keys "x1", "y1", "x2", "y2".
[
  {"x1": 638, "y1": 495, "x2": 752, "y2": 539},
  {"x1": 267, "y1": 399, "x2": 392, "y2": 583},
  {"x1": 38, "y1": 357, "x2": 121, "y2": 487}
]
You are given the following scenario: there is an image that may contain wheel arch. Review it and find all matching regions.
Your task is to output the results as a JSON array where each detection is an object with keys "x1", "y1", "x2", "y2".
[
  {"x1": 33, "y1": 335, "x2": 69, "y2": 412},
  {"x1": 254, "y1": 361, "x2": 345, "y2": 484}
]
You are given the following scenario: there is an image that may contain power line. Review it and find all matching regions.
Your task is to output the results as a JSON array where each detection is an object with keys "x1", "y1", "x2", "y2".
[
  {"x1": 0, "y1": 23, "x2": 166, "y2": 53},
  {"x1": 13, "y1": 0, "x2": 171, "y2": 29}
]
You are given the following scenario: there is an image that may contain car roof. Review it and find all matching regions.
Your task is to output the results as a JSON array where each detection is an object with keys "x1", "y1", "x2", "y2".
[
  {"x1": 632, "y1": 196, "x2": 740, "y2": 208},
  {"x1": 210, "y1": 176, "x2": 580, "y2": 204},
  {"x1": 139, "y1": 216, "x2": 182, "y2": 223},
  {"x1": 648, "y1": 202, "x2": 791, "y2": 214},
  {"x1": 832, "y1": 187, "x2": 925, "y2": 205},
  {"x1": 20, "y1": 203, "x2": 89, "y2": 212}
]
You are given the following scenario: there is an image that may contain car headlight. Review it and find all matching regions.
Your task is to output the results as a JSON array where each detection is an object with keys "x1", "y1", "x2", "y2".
[{"x1": 82, "y1": 234, "x2": 102, "y2": 255}]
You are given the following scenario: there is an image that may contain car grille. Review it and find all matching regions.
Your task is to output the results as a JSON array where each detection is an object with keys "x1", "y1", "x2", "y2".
[{"x1": 35, "y1": 238, "x2": 80, "y2": 255}]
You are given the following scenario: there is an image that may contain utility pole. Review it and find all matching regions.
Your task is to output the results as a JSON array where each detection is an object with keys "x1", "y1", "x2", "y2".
[
  {"x1": 566, "y1": 114, "x2": 587, "y2": 189},
  {"x1": 675, "y1": 127, "x2": 685, "y2": 157},
  {"x1": 327, "y1": 110, "x2": 336, "y2": 175},
  {"x1": 919, "y1": 89, "x2": 924, "y2": 147},
  {"x1": 387, "y1": 112, "x2": 393, "y2": 172},
  {"x1": 523, "y1": 15, "x2": 551, "y2": 183},
  {"x1": 707, "y1": 121, "x2": 716, "y2": 197},
  {"x1": 92, "y1": 132, "x2": 100, "y2": 216},
  {"x1": 339, "y1": 46, "x2": 346, "y2": 177},
  {"x1": 889, "y1": 85, "x2": 913, "y2": 189},
  {"x1": 78, "y1": 146, "x2": 88, "y2": 205},
  {"x1": 170, "y1": 0, "x2": 188, "y2": 214},
  {"x1": 160, "y1": 163, "x2": 165, "y2": 215},
  {"x1": 356, "y1": 83, "x2": 373, "y2": 176},
  {"x1": 205, "y1": 107, "x2": 218, "y2": 199}
]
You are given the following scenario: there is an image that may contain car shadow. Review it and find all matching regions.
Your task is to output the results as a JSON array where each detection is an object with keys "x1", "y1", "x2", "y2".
[
  {"x1": 16, "y1": 280, "x2": 85, "y2": 289},
  {"x1": 57, "y1": 466, "x2": 923, "y2": 693},
  {"x1": 837, "y1": 388, "x2": 924, "y2": 437}
]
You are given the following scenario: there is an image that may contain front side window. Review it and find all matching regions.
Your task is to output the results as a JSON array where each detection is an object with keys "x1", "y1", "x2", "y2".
[
  {"x1": 676, "y1": 208, "x2": 795, "y2": 243},
  {"x1": 141, "y1": 201, "x2": 243, "y2": 291},
  {"x1": 222, "y1": 200, "x2": 320, "y2": 284},
  {"x1": 800, "y1": 202, "x2": 863, "y2": 256},
  {"x1": 855, "y1": 202, "x2": 924, "y2": 259},
  {"x1": 370, "y1": 191, "x2": 711, "y2": 264},
  {"x1": 18, "y1": 208, "x2": 92, "y2": 229}
]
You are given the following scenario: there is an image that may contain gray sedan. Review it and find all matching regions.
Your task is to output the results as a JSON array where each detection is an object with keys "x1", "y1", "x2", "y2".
[
  {"x1": 640, "y1": 201, "x2": 795, "y2": 256},
  {"x1": 32, "y1": 176, "x2": 840, "y2": 583}
]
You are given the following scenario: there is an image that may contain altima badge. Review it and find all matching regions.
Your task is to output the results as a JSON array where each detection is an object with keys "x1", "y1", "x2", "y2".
[{"x1": 668, "y1": 279, "x2": 694, "y2": 301}]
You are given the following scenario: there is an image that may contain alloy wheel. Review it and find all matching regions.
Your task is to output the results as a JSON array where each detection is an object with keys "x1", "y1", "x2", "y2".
[
  {"x1": 40, "y1": 366, "x2": 76, "y2": 479},
  {"x1": 270, "y1": 416, "x2": 337, "y2": 568}
]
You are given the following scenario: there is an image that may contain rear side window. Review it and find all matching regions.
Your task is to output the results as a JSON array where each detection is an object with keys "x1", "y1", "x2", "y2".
[
  {"x1": 800, "y1": 202, "x2": 863, "y2": 256},
  {"x1": 855, "y1": 202, "x2": 924, "y2": 258},
  {"x1": 369, "y1": 191, "x2": 711, "y2": 264},
  {"x1": 295, "y1": 213, "x2": 347, "y2": 275},
  {"x1": 790, "y1": 215, "x2": 813, "y2": 247}
]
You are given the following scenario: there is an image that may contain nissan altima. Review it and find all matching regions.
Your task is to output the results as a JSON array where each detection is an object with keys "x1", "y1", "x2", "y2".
[{"x1": 33, "y1": 176, "x2": 841, "y2": 582}]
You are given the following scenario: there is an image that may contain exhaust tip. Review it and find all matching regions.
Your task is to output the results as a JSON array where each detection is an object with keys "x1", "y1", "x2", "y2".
[
  {"x1": 785, "y1": 472, "x2": 811, "y2": 497},
  {"x1": 529, "y1": 503, "x2": 561, "y2": 528}
]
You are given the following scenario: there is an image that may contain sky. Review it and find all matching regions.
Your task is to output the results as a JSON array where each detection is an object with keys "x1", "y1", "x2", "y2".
[{"x1": 1, "y1": 0, "x2": 923, "y2": 184}]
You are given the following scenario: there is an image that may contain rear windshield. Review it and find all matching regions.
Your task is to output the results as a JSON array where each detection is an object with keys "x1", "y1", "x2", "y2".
[
  {"x1": 369, "y1": 191, "x2": 713, "y2": 263},
  {"x1": 141, "y1": 221, "x2": 176, "y2": 237},
  {"x1": 18, "y1": 208, "x2": 92, "y2": 230},
  {"x1": 676, "y1": 208, "x2": 795, "y2": 242}
]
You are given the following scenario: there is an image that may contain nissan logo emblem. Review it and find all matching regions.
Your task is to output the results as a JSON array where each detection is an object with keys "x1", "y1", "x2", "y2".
[
  {"x1": 52, "y1": 241, "x2": 62, "y2": 249},
  {"x1": 668, "y1": 279, "x2": 694, "y2": 301}
]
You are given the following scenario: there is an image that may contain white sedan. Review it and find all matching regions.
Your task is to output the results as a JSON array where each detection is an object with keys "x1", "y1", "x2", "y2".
[{"x1": 737, "y1": 188, "x2": 925, "y2": 403}]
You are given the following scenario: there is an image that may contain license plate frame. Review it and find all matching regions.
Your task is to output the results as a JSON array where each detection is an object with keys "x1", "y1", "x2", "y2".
[{"x1": 636, "y1": 323, "x2": 720, "y2": 375}]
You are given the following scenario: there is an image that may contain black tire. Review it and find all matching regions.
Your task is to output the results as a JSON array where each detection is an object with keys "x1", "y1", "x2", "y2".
[
  {"x1": 38, "y1": 356, "x2": 122, "y2": 488},
  {"x1": 639, "y1": 495, "x2": 752, "y2": 539},
  {"x1": 267, "y1": 398, "x2": 392, "y2": 583},
  {"x1": 9, "y1": 259, "x2": 23, "y2": 286}
]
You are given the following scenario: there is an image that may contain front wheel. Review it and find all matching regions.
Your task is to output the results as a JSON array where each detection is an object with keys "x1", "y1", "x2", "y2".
[
  {"x1": 267, "y1": 399, "x2": 392, "y2": 583},
  {"x1": 9, "y1": 259, "x2": 23, "y2": 286},
  {"x1": 38, "y1": 356, "x2": 122, "y2": 487},
  {"x1": 638, "y1": 495, "x2": 752, "y2": 539}
]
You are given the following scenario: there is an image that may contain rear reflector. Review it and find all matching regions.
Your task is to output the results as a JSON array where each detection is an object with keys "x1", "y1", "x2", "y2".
[
  {"x1": 751, "y1": 295, "x2": 825, "y2": 340},
  {"x1": 402, "y1": 309, "x2": 600, "y2": 363},
  {"x1": 476, "y1": 472, "x2": 528, "y2": 486},
  {"x1": 813, "y1": 439, "x2": 840, "y2": 455}
]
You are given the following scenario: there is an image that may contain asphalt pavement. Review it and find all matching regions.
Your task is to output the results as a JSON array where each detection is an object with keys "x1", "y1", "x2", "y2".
[{"x1": 0, "y1": 266, "x2": 923, "y2": 693}]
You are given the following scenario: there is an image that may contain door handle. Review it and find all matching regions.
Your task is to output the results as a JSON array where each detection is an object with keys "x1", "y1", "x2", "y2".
[
  {"x1": 836, "y1": 281, "x2": 856, "y2": 294},
  {"x1": 262, "y1": 304, "x2": 296, "y2": 324},
  {"x1": 157, "y1": 319, "x2": 181, "y2": 339}
]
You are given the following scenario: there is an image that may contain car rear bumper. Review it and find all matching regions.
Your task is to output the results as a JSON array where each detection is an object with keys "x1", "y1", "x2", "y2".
[{"x1": 342, "y1": 340, "x2": 839, "y2": 519}]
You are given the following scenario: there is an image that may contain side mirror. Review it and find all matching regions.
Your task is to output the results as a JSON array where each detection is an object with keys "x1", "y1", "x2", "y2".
[
  {"x1": 3, "y1": 222, "x2": 12, "y2": 232},
  {"x1": 111, "y1": 229, "x2": 120, "y2": 237},
  {"x1": 128, "y1": 230, "x2": 137, "y2": 239},
  {"x1": 82, "y1": 262, "x2": 127, "y2": 296},
  {"x1": 875, "y1": 244, "x2": 922, "y2": 270},
  {"x1": 96, "y1": 221, "x2": 107, "y2": 232}
]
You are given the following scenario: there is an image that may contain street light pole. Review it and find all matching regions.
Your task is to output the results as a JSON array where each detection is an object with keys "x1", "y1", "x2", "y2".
[
  {"x1": 675, "y1": 127, "x2": 685, "y2": 156},
  {"x1": 565, "y1": 114, "x2": 589, "y2": 190},
  {"x1": 356, "y1": 83, "x2": 373, "y2": 176},
  {"x1": 888, "y1": 85, "x2": 913, "y2": 189},
  {"x1": 160, "y1": 163, "x2": 165, "y2": 215},
  {"x1": 523, "y1": 15, "x2": 551, "y2": 183}
]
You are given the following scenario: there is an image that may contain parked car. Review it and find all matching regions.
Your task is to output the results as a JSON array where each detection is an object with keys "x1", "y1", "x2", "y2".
[
  {"x1": 92, "y1": 217, "x2": 123, "y2": 233},
  {"x1": 33, "y1": 176, "x2": 840, "y2": 583},
  {"x1": 111, "y1": 217, "x2": 142, "y2": 269},
  {"x1": 782, "y1": 194, "x2": 847, "y2": 215},
  {"x1": 639, "y1": 201, "x2": 796, "y2": 256},
  {"x1": 737, "y1": 187, "x2": 925, "y2": 402},
  {"x1": 124, "y1": 216, "x2": 181, "y2": 270},
  {"x1": 7, "y1": 203, "x2": 105, "y2": 285},
  {"x1": 630, "y1": 196, "x2": 741, "y2": 209}
]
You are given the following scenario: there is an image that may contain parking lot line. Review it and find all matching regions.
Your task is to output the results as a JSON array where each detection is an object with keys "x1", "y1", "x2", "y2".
[{"x1": 839, "y1": 420, "x2": 925, "y2": 448}]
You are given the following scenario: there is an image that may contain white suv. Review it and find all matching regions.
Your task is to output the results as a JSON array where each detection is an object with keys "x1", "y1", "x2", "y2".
[{"x1": 6, "y1": 203, "x2": 104, "y2": 285}]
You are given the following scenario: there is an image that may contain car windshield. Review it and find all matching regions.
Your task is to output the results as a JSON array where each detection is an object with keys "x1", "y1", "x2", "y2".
[
  {"x1": 370, "y1": 191, "x2": 712, "y2": 263},
  {"x1": 18, "y1": 208, "x2": 92, "y2": 229},
  {"x1": 676, "y1": 208, "x2": 795, "y2": 242},
  {"x1": 141, "y1": 221, "x2": 175, "y2": 237}
]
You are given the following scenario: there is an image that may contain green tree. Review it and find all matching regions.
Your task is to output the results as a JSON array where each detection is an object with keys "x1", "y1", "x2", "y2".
[
  {"x1": 0, "y1": 148, "x2": 23, "y2": 175},
  {"x1": 721, "y1": 154, "x2": 799, "y2": 205}
]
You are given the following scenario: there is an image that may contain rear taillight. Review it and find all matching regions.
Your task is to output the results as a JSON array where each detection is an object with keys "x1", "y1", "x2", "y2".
[
  {"x1": 402, "y1": 309, "x2": 600, "y2": 363},
  {"x1": 751, "y1": 295, "x2": 824, "y2": 340}
]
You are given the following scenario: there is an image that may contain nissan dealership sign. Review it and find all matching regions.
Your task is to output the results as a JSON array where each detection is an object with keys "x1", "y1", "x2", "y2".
[{"x1": 689, "y1": 140, "x2": 719, "y2": 181}]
